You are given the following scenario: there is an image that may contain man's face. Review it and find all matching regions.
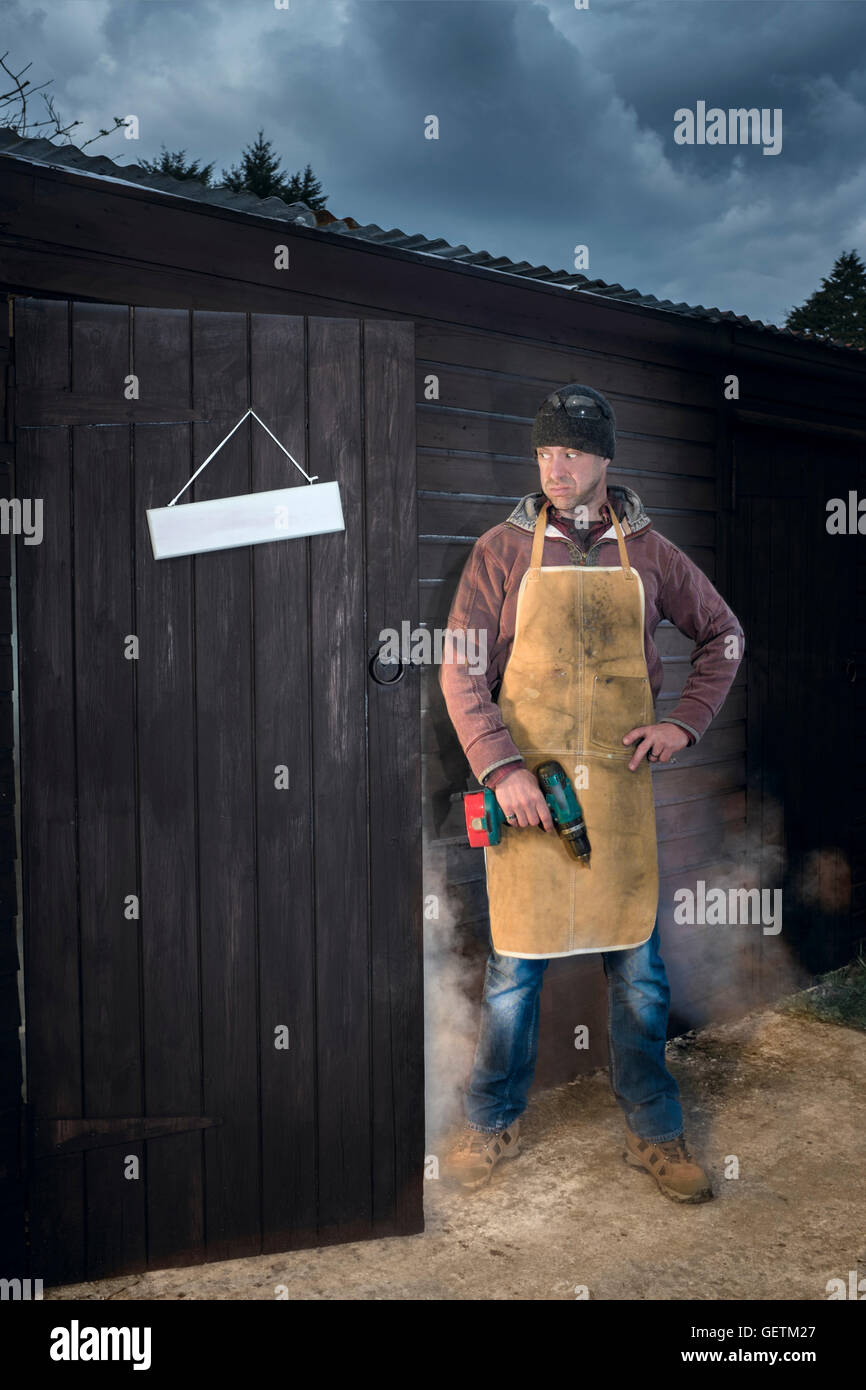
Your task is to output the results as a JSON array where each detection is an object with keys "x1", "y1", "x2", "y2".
[{"x1": 536, "y1": 445, "x2": 610, "y2": 513}]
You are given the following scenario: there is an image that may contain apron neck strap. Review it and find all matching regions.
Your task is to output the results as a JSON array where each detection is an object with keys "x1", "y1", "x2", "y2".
[
  {"x1": 608, "y1": 504, "x2": 635, "y2": 578},
  {"x1": 530, "y1": 499, "x2": 550, "y2": 570},
  {"x1": 530, "y1": 496, "x2": 635, "y2": 578}
]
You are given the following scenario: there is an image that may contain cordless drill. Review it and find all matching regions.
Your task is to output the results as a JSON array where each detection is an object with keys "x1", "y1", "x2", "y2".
[{"x1": 464, "y1": 759, "x2": 591, "y2": 866}]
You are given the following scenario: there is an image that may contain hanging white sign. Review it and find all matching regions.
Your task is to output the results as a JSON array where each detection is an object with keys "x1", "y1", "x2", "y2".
[{"x1": 146, "y1": 408, "x2": 345, "y2": 560}]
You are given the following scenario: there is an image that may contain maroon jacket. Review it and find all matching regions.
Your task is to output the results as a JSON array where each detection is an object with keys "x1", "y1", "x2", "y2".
[{"x1": 439, "y1": 485, "x2": 745, "y2": 786}]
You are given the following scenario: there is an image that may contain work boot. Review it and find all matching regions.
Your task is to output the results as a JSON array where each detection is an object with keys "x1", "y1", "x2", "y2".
[
  {"x1": 623, "y1": 1128, "x2": 713, "y2": 1204},
  {"x1": 441, "y1": 1120, "x2": 521, "y2": 1190}
]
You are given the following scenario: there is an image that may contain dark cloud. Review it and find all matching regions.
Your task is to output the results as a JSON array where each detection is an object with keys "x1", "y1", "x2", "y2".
[{"x1": 4, "y1": 0, "x2": 864, "y2": 326}]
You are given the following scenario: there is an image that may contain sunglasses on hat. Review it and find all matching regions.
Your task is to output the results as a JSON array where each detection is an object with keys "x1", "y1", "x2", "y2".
[{"x1": 544, "y1": 390, "x2": 611, "y2": 420}]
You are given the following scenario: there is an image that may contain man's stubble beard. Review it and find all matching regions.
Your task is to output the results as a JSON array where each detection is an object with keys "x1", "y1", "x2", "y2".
[{"x1": 547, "y1": 477, "x2": 608, "y2": 519}]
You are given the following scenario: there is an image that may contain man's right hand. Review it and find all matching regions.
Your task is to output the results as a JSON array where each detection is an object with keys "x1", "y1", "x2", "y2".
[{"x1": 493, "y1": 768, "x2": 556, "y2": 832}]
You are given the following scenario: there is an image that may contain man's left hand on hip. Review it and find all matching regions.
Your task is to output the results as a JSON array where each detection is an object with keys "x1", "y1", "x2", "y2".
[{"x1": 622, "y1": 722, "x2": 690, "y2": 771}]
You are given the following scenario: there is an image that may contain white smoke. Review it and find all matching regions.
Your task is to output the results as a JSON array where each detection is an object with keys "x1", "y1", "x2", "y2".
[
  {"x1": 663, "y1": 792, "x2": 820, "y2": 1027},
  {"x1": 422, "y1": 849, "x2": 484, "y2": 1143}
]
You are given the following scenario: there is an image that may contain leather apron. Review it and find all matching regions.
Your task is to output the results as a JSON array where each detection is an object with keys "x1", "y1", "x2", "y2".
[{"x1": 484, "y1": 501, "x2": 658, "y2": 958}]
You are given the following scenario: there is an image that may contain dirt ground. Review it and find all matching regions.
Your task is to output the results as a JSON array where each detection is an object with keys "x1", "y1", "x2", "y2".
[{"x1": 47, "y1": 972, "x2": 866, "y2": 1302}]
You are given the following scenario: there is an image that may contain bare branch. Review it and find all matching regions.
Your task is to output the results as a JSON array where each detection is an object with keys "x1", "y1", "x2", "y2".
[{"x1": 0, "y1": 50, "x2": 127, "y2": 148}]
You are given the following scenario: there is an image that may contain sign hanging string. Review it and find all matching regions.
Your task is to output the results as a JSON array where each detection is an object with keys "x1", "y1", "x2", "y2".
[{"x1": 168, "y1": 408, "x2": 318, "y2": 508}]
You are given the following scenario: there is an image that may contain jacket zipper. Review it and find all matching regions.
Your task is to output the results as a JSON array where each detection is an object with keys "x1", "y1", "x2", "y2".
[
  {"x1": 564, "y1": 539, "x2": 606, "y2": 567},
  {"x1": 523, "y1": 520, "x2": 629, "y2": 567}
]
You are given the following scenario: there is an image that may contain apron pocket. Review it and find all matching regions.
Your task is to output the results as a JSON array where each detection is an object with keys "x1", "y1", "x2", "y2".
[{"x1": 589, "y1": 674, "x2": 652, "y2": 753}]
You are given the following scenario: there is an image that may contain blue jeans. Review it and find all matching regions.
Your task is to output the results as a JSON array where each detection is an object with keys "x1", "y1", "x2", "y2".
[{"x1": 465, "y1": 919, "x2": 683, "y2": 1142}]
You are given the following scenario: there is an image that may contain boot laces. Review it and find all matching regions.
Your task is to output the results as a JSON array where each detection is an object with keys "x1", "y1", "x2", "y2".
[
  {"x1": 658, "y1": 1136, "x2": 692, "y2": 1163},
  {"x1": 456, "y1": 1128, "x2": 497, "y2": 1157}
]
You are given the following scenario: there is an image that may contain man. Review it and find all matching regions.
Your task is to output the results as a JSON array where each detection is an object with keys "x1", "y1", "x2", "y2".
[{"x1": 438, "y1": 383, "x2": 745, "y2": 1202}]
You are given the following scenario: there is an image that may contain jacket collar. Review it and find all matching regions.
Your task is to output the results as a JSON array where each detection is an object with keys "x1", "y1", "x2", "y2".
[{"x1": 504, "y1": 484, "x2": 651, "y2": 540}]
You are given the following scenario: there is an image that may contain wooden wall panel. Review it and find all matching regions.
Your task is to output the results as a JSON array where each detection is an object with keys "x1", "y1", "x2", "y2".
[
  {"x1": 190, "y1": 312, "x2": 260, "y2": 1262},
  {"x1": 308, "y1": 318, "x2": 372, "y2": 1244},
  {"x1": 133, "y1": 305, "x2": 205, "y2": 1270},
  {"x1": 731, "y1": 425, "x2": 863, "y2": 984},
  {"x1": 249, "y1": 314, "x2": 318, "y2": 1255},
  {"x1": 0, "y1": 291, "x2": 24, "y2": 1268},
  {"x1": 364, "y1": 319, "x2": 424, "y2": 1236},
  {"x1": 13, "y1": 301, "x2": 423, "y2": 1282},
  {"x1": 71, "y1": 303, "x2": 146, "y2": 1276},
  {"x1": 15, "y1": 299, "x2": 85, "y2": 1285}
]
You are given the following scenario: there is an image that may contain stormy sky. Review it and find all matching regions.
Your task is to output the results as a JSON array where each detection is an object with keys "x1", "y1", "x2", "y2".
[{"x1": 3, "y1": 0, "x2": 864, "y2": 327}]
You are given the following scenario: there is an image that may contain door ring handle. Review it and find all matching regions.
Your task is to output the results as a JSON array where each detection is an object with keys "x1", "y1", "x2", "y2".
[{"x1": 368, "y1": 650, "x2": 406, "y2": 685}]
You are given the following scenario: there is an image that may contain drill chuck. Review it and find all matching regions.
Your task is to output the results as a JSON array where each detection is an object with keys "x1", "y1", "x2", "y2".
[{"x1": 535, "y1": 760, "x2": 592, "y2": 866}]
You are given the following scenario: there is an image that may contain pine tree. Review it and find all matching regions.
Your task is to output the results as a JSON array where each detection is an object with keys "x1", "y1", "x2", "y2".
[
  {"x1": 284, "y1": 161, "x2": 327, "y2": 211},
  {"x1": 137, "y1": 144, "x2": 215, "y2": 185},
  {"x1": 785, "y1": 250, "x2": 866, "y2": 349},
  {"x1": 218, "y1": 131, "x2": 328, "y2": 210},
  {"x1": 219, "y1": 128, "x2": 289, "y2": 199}
]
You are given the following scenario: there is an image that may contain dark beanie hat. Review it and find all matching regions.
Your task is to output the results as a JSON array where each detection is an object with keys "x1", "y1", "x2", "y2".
[{"x1": 531, "y1": 383, "x2": 616, "y2": 459}]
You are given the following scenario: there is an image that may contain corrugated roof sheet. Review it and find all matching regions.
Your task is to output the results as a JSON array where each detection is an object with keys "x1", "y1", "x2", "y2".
[{"x1": 1, "y1": 126, "x2": 861, "y2": 355}]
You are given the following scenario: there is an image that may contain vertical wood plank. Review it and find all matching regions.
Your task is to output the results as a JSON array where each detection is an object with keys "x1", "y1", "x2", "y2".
[
  {"x1": 250, "y1": 314, "x2": 318, "y2": 1252},
  {"x1": 777, "y1": 444, "x2": 809, "y2": 997},
  {"x1": 192, "y1": 311, "x2": 260, "y2": 1261},
  {"x1": 308, "y1": 318, "x2": 372, "y2": 1243},
  {"x1": 15, "y1": 298, "x2": 85, "y2": 1285},
  {"x1": 818, "y1": 443, "x2": 856, "y2": 968},
  {"x1": 133, "y1": 306, "x2": 205, "y2": 1267},
  {"x1": 757, "y1": 448, "x2": 790, "y2": 1004},
  {"x1": 363, "y1": 320, "x2": 424, "y2": 1236},
  {"x1": 70, "y1": 302, "x2": 146, "y2": 1277},
  {"x1": 0, "y1": 291, "x2": 23, "y2": 1269},
  {"x1": 799, "y1": 441, "x2": 832, "y2": 971}
]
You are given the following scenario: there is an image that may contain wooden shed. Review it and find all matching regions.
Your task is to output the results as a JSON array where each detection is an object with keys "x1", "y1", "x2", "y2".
[{"x1": 1, "y1": 128, "x2": 864, "y2": 1284}]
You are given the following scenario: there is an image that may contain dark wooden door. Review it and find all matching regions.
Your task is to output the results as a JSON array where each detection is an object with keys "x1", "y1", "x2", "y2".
[
  {"x1": 731, "y1": 424, "x2": 865, "y2": 986},
  {"x1": 12, "y1": 299, "x2": 423, "y2": 1284}
]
